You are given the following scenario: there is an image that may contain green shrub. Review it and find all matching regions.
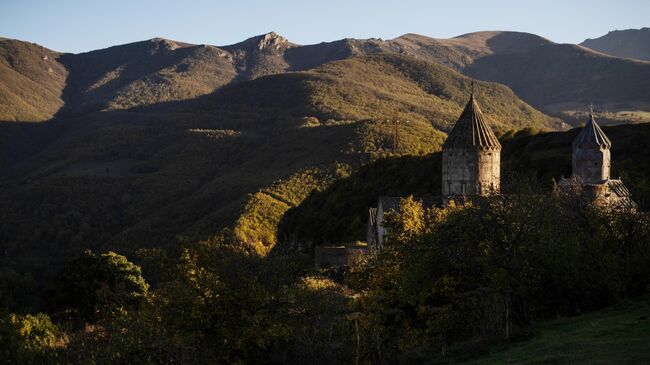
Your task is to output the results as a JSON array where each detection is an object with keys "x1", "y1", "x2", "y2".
[{"x1": 0, "y1": 313, "x2": 62, "y2": 364}]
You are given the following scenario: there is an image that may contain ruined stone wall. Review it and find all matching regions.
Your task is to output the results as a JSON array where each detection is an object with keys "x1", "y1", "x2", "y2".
[{"x1": 573, "y1": 147, "x2": 611, "y2": 183}]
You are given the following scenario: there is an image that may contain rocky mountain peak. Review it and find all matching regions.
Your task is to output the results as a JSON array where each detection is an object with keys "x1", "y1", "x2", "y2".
[
  {"x1": 257, "y1": 31, "x2": 289, "y2": 51},
  {"x1": 148, "y1": 37, "x2": 180, "y2": 54},
  {"x1": 221, "y1": 31, "x2": 293, "y2": 55}
]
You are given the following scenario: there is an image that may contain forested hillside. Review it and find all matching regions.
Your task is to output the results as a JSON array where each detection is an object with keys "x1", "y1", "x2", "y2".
[
  {"x1": 0, "y1": 54, "x2": 559, "y2": 291},
  {"x1": 3, "y1": 123, "x2": 649, "y2": 363}
]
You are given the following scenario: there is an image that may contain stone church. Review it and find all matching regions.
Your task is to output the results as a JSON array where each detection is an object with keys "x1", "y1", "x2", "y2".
[
  {"x1": 367, "y1": 93, "x2": 635, "y2": 251},
  {"x1": 558, "y1": 109, "x2": 636, "y2": 210}
]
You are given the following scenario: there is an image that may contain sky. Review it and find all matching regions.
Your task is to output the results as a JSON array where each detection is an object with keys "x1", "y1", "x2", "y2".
[{"x1": 1, "y1": 0, "x2": 648, "y2": 53}]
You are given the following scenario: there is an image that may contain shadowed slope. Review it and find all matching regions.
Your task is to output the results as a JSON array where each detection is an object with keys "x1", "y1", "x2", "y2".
[
  {"x1": 387, "y1": 31, "x2": 650, "y2": 115},
  {"x1": 58, "y1": 38, "x2": 237, "y2": 114}
]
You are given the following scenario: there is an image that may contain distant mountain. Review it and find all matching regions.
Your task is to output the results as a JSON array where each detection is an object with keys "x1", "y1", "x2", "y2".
[
  {"x1": 387, "y1": 31, "x2": 553, "y2": 69},
  {"x1": 581, "y1": 28, "x2": 650, "y2": 61},
  {"x1": 382, "y1": 31, "x2": 650, "y2": 122}
]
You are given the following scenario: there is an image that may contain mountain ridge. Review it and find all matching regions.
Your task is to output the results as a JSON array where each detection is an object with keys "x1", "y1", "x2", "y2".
[
  {"x1": 581, "y1": 28, "x2": 650, "y2": 61},
  {"x1": 2, "y1": 30, "x2": 650, "y2": 124},
  {"x1": 4, "y1": 30, "x2": 650, "y2": 127}
]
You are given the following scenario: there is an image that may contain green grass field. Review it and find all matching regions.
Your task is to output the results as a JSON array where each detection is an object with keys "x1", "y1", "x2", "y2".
[{"x1": 463, "y1": 296, "x2": 650, "y2": 365}]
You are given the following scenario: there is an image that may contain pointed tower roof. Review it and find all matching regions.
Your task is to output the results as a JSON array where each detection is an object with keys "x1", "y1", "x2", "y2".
[
  {"x1": 443, "y1": 92, "x2": 501, "y2": 150},
  {"x1": 573, "y1": 111, "x2": 611, "y2": 149}
]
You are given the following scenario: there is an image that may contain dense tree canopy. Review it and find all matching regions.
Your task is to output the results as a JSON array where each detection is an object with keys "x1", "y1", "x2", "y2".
[
  {"x1": 51, "y1": 250, "x2": 149, "y2": 320},
  {"x1": 347, "y1": 188, "x2": 650, "y2": 362}
]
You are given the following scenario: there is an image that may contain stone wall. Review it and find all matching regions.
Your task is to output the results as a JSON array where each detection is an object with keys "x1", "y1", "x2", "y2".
[
  {"x1": 442, "y1": 148, "x2": 500, "y2": 196},
  {"x1": 314, "y1": 246, "x2": 369, "y2": 269},
  {"x1": 442, "y1": 148, "x2": 477, "y2": 195}
]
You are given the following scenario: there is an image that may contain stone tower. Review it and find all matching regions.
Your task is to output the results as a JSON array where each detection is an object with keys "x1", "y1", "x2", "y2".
[
  {"x1": 572, "y1": 111, "x2": 611, "y2": 184},
  {"x1": 442, "y1": 92, "x2": 501, "y2": 196},
  {"x1": 559, "y1": 110, "x2": 636, "y2": 210}
]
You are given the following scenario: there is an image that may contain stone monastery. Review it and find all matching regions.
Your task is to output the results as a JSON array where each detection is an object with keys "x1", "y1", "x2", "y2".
[{"x1": 367, "y1": 91, "x2": 636, "y2": 250}]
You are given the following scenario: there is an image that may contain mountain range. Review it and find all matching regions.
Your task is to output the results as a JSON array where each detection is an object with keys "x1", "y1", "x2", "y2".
[{"x1": 2, "y1": 30, "x2": 650, "y2": 124}]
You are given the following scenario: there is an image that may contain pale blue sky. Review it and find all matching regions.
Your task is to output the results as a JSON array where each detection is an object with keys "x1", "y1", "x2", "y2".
[{"x1": 1, "y1": 0, "x2": 648, "y2": 53}]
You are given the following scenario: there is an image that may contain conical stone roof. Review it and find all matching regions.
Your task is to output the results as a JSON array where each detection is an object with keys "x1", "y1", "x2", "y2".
[
  {"x1": 573, "y1": 113, "x2": 611, "y2": 149},
  {"x1": 443, "y1": 94, "x2": 501, "y2": 150}
]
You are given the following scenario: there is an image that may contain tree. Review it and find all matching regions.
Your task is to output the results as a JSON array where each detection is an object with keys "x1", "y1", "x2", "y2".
[{"x1": 52, "y1": 250, "x2": 149, "y2": 321}]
